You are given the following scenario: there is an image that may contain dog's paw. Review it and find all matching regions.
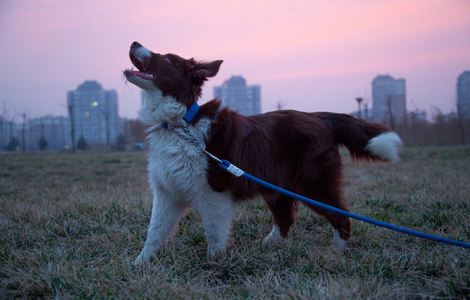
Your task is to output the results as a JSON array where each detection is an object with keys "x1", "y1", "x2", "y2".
[
  {"x1": 262, "y1": 235, "x2": 283, "y2": 245},
  {"x1": 332, "y1": 229, "x2": 348, "y2": 251},
  {"x1": 132, "y1": 255, "x2": 148, "y2": 266},
  {"x1": 207, "y1": 244, "x2": 227, "y2": 259},
  {"x1": 262, "y1": 225, "x2": 283, "y2": 245}
]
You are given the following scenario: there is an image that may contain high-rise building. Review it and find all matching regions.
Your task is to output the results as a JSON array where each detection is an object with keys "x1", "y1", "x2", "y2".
[
  {"x1": 372, "y1": 75, "x2": 407, "y2": 126},
  {"x1": 67, "y1": 81, "x2": 119, "y2": 147},
  {"x1": 214, "y1": 76, "x2": 261, "y2": 116},
  {"x1": 457, "y1": 71, "x2": 470, "y2": 119}
]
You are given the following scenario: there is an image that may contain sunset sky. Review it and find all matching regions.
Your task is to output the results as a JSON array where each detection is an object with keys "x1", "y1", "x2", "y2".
[{"x1": 1, "y1": 0, "x2": 469, "y2": 119}]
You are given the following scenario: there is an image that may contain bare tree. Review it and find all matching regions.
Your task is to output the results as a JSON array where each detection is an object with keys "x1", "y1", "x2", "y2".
[
  {"x1": 276, "y1": 100, "x2": 286, "y2": 111},
  {"x1": 21, "y1": 113, "x2": 26, "y2": 153},
  {"x1": 126, "y1": 119, "x2": 146, "y2": 143},
  {"x1": 68, "y1": 103, "x2": 76, "y2": 153},
  {"x1": 387, "y1": 97, "x2": 395, "y2": 130},
  {"x1": 457, "y1": 102, "x2": 466, "y2": 144},
  {"x1": 102, "y1": 111, "x2": 110, "y2": 149}
]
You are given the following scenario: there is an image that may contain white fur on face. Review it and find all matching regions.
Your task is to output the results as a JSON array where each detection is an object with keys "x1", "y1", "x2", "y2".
[
  {"x1": 365, "y1": 132, "x2": 402, "y2": 162},
  {"x1": 134, "y1": 45, "x2": 151, "y2": 60},
  {"x1": 124, "y1": 45, "x2": 153, "y2": 89}
]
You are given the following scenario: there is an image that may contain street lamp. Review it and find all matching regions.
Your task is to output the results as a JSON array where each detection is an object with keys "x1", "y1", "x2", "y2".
[{"x1": 356, "y1": 97, "x2": 363, "y2": 118}]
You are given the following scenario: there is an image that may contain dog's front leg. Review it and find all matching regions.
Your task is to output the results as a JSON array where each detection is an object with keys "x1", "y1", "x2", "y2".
[
  {"x1": 134, "y1": 189, "x2": 188, "y2": 265},
  {"x1": 193, "y1": 192, "x2": 234, "y2": 257}
]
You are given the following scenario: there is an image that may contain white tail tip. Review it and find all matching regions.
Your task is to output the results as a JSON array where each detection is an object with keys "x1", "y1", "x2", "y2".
[{"x1": 365, "y1": 132, "x2": 402, "y2": 162}]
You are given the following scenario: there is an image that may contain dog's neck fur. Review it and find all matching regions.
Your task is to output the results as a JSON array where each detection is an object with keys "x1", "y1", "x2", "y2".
[
  {"x1": 139, "y1": 89, "x2": 187, "y2": 127},
  {"x1": 139, "y1": 88, "x2": 223, "y2": 138},
  {"x1": 140, "y1": 87, "x2": 224, "y2": 154}
]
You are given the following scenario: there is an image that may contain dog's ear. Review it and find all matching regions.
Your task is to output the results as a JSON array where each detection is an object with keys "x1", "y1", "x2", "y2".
[{"x1": 191, "y1": 60, "x2": 223, "y2": 80}]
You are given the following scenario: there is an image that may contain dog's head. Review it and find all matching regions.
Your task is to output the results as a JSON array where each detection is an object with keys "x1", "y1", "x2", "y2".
[{"x1": 124, "y1": 42, "x2": 223, "y2": 108}]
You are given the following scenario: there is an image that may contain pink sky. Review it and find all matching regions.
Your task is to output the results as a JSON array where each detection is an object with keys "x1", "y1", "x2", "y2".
[{"x1": 1, "y1": 0, "x2": 469, "y2": 119}]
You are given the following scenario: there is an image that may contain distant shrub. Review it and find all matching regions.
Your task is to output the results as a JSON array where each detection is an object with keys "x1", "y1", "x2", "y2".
[
  {"x1": 38, "y1": 136, "x2": 48, "y2": 151},
  {"x1": 115, "y1": 133, "x2": 126, "y2": 151},
  {"x1": 6, "y1": 136, "x2": 20, "y2": 151},
  {"x1": 76, "y1": 135, "x2": 88, "y2": 150}
]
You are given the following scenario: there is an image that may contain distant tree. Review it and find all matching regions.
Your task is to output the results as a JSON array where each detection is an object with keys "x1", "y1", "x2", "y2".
[
  {"x1": 126, "y1": 119, "x2": 146, "y2": 143},
  {"x1": 38, "y1": 136, "x2": 48, "y2": 151},
  {"x1": 76, "y1": 135, "x2": 88, "y2": 150},
  {"x1": 6, "y1": 136, "x2": 20, "y2": 151},
  {"x1": 276, "y1": 100, "x2": 286, "y2": 111},
  {"x1": 115, "y1": 133, "x2": 126, "y2": 151}
]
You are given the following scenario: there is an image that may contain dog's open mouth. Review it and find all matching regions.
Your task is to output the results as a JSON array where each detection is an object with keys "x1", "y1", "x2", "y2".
[
  {"x1": 124, "y1": 50, "x2": 154, "y2": 81},
  {"x1": 125, "y1": 69, "x2": 154, "y2": 80}
]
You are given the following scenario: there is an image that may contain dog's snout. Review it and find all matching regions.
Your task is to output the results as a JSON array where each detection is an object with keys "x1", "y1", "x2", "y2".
[{"x1": 131, "y1": 41, "x2": 142, "y2": 50}]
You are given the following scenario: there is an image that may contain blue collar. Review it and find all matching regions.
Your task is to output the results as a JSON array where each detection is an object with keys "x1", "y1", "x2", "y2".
[
  {"x1": 161, "y1": 102, "x2": 199, "y2": 129},
  {"x1": 183, "y1": 102, "x2": 200, "y2": 123}
]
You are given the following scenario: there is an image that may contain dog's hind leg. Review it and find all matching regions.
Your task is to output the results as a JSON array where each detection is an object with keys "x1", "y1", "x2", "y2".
[
  {"x1": 263, "y1": 193, "x2": 298, "y2": 244},
  {"x1": 314, "y1": 206, "x2": 351, "y2": 250},
  {"x1": 134, "y1": 188, "x2": 189, "y2": 265},
  {"x1": 303, "y1": 188, "x2": 351, "y2": 250},
  {"x1": 299, "y1": 148, "x2": 351, "y2": 250},
  {"x1": 193, "y1": 191, "x2": 234, "y2": 257}
]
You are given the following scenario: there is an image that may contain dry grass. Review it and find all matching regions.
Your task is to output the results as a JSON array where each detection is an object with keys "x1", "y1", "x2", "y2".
[{"x1": 1, "y1": 146, "x2": 469, "y2": 299}]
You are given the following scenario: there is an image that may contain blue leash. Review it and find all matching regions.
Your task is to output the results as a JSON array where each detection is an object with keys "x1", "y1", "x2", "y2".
[{"x1": 204, "y1": 151, "x2": 470, "y2": 249}]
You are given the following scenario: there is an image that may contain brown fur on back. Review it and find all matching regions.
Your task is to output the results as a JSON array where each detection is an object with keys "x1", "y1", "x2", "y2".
[
  {"x1": 200, "y1": 100, "x2": 388, "y2": 199},
  {"x1": 195, "y1": 100, "x2": 391, "y2": 239}
]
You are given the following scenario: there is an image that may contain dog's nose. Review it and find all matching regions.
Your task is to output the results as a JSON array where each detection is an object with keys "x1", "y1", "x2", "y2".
[{"x1": 131, "y1": 41, "x2": 142, "y2": 49}]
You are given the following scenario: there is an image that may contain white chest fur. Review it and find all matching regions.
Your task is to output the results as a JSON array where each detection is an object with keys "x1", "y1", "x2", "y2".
[
  {"x1": 139, "y1": 89, "x2": 213, "y2": 199},
  {"x1": 146, "y1": 120, "x2": 212, "y2": 199}
]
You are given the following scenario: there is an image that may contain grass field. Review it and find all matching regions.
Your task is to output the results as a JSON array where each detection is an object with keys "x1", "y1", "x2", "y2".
[{"x1": 1, "y1": 146, "x2": 469, "y2": 299}]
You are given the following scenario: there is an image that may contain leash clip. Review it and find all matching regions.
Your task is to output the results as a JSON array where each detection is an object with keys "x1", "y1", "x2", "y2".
[{"x1": 224, "y1": 163, "x2": 245, "y2": 177}]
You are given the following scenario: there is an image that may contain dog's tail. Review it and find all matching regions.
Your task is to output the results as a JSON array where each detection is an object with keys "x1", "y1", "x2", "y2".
[{"x1": 320, "y1": 112, "x2": 402, "y2": 162}]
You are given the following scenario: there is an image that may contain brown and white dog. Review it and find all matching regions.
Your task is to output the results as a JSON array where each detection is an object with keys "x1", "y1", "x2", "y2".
[{"x1": 124, "y1": 41, "x2": 402, "y2": 265}]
